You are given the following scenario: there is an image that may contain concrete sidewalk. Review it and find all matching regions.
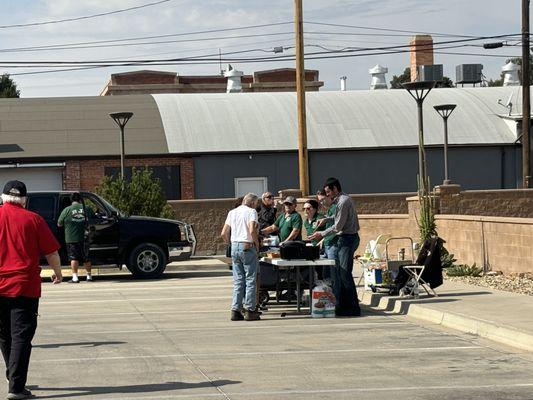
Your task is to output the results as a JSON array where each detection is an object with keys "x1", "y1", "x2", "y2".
[{"x1": 358, "y1": 279, "x2": 533, "y2": 352}]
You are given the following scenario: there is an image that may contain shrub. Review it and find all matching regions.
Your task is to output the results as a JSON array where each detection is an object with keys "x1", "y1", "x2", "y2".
[
  {"x1": 95, "y1": 168, "x2": 175, "y2": 219},
  {"x1": 446, "y1": 263, "x2": 483, "y2": 277}
]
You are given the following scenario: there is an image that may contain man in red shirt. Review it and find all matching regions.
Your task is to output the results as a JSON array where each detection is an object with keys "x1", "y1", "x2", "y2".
[{"x1": 0, "y1": 180, "x2": 62, "y2": 400}]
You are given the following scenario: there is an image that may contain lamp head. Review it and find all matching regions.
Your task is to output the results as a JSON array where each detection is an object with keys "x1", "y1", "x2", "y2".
[
  {"x1": 109, "y1": 112, "x2": 134, "y2": 128},
  {"x1": 401, "y1": 80, "x2": 436, "y2": 102},
  {"x1": 434, "y1": 104, "x2": 457, "y2": 119}
]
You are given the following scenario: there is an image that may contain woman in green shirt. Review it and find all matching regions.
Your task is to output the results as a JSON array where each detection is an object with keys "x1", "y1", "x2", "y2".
[{"x1": 303, "y1": 199, "x2": 324, "y2": 245}]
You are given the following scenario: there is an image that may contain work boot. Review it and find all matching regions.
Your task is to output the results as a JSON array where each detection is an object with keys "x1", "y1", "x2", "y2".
[
  {"x1": 244, "y1": 309, "x2": 261, "y2": 321},
  {"x1": 230, "y1": 310, "x2": 244, "y2": 321}
]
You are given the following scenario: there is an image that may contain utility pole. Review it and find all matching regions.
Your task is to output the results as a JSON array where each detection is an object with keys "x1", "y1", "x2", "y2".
[
  {"x1": 523, "y1": 0, "x2": 531, "y2": 187},
  {"x1": 294, "y1": 0, "x2": 309, "y2": 196}
]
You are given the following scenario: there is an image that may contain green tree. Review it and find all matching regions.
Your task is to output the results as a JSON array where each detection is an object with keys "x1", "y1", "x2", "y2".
[
  {"x1": 390, "y1": 68, "x2": 411, "y2": 89},
  {"x1": 390, "y1": 67, "x2": 454, "y2": 88},
  {"x1": 95, "y1": 168, "x2": 175, "y2": 219},
  {"x1": 0, "y1": 74, "x2": 20, "y2": 98}
]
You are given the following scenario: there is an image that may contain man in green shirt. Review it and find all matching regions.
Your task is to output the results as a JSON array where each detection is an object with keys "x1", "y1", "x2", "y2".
[
  {"x1": 261, "y1": 196, "x2": 302, "y2": 244},
  {"x1": 57, "y1": 193, "x2": 92, "y2": 283}
]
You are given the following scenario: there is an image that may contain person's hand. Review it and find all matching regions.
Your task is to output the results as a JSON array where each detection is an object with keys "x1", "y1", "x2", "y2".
[
  {"x1": 51, "y1": 272, "x2": 62, "y2": 284},
  {"x1": 308, "y1": 232, "x2": 323, "y2": 241}
]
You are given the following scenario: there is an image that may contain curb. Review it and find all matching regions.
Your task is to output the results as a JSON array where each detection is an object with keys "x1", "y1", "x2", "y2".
[{"x1": 359, "y1": 290, "x2": 533, "y2": 352}]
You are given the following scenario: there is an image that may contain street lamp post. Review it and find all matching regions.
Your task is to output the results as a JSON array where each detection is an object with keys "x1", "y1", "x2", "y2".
[
  {"x1": 401, "y1": 81, "x2": 436, "y2": 195},
  {"x1": 434, "y1": 104, "x2": 457, "y2": 185},
  {"x1": 109, "y1": 112, "x2": 134, "y2": 181}
]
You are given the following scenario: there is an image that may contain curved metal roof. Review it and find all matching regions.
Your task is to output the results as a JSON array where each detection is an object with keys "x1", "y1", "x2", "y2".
[
  {"x1": 0, "y1": 86, "x2": 522, "y2": 160},
  {"x1": 154, "y1": 86, "x2": 520, "y2": 153}
]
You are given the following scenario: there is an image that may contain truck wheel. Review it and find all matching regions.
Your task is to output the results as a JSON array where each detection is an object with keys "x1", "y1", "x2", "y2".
[{"x1": 127, "y1": 243, "x2": 167, "y2": 278}]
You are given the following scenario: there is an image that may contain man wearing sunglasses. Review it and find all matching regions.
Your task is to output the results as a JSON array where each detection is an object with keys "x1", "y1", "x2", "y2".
[{"x1": 256, "y1": 192, "x2": 277, "y2": 237}]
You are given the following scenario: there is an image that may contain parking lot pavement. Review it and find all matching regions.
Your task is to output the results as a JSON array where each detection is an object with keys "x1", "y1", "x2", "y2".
[{"x1": 6, "y1": 271, "x2": 533, "y2": 400}]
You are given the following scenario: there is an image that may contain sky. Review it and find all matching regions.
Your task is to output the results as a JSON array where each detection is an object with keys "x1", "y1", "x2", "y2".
[{"x1": 1, "y1": 0, "x2": 524, "y2": 98}]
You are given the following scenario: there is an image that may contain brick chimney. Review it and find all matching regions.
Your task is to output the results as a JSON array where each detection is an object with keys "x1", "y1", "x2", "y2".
[{"x1": 410, "y1": 35, "x2": 434, "y2": 81}]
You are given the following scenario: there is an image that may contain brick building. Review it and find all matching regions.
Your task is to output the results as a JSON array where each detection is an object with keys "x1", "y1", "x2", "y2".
[{"x1": 100, "y1": 68, "x2": 323, "y2": 95}]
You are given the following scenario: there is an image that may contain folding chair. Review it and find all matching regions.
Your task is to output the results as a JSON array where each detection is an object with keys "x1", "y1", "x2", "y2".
[
  {"x1": 356, "y1": 233, "x2": 391, "y2": 289},
  {"x1": 398, "y1": 237, "x2": 443, "y2": 298}
]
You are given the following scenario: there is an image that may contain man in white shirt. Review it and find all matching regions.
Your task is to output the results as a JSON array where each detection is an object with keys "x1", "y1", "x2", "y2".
[{"x1": 221, "y1": 193, "x2": 261, "y2": 321}]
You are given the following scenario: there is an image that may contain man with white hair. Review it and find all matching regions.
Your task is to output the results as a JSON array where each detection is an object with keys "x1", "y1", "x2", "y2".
[
  {"x1": 0, "y1": 180, "x2": 63, "y2": 399},
  {"x1": 221, "y1": 193, "x2": 261, "y2": 321}
]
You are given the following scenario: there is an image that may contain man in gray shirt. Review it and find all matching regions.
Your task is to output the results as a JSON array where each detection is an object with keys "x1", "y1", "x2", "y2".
[{"x1": 309, "y1": 177, "x2": 361, "y2": 316}]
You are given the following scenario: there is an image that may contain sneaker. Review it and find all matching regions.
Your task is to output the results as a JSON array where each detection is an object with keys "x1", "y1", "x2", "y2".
[
  {"x1": 7, "y1": 388, "x2": 34, "y2": 399},
  {"x1": 67, "y1": 279, "x2": 79, "y2": 283},
  {"x1": 86, "y1": 276, "x2": 93, "y2": 282},
  {"x1": 230, "y1": 310, "x2": 244, "y2": 321},
  {"x1": 244, "y1": 309, "x2": 261, "y2": 321}
]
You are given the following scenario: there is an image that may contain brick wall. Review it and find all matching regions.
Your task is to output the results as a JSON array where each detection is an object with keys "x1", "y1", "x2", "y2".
[
  {"x1": 64, "y1": 156, "x2": 194, "y2": 200},
  {"x1": 168, "y1": 190, "x2": 533, "y2": 274},
  {"x1": 352, "y1": 192, "x2": 414, "y2": 214},
  {"x1": 438, "y1": 186, "x2": 533, "y2": 218},
  {"x1": 169, "y1": 198, "x2": 235, "y2": 255},
  {"x1": 436, "y1": 215, "x2": 533, "y2": 274},
  {"x1": 410, "y1": 35, "x2": 434, "y2": 81}
]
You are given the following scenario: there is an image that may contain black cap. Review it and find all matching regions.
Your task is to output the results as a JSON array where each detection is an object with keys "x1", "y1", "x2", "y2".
[{"x1": 3, "y1": 180, "x2": 27, "y2": 197}]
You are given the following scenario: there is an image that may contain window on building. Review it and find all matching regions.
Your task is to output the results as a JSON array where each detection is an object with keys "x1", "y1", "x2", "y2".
[{"x1": 104, "y1": 166, "x2": 181, "y2": 200}]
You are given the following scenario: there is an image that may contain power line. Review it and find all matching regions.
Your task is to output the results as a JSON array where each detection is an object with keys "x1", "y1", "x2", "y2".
[
  {"x1": 304, "y1": 21, "x2": 481, "y2": 39},
  {"x1": 0, "y1": 0, "x2": 173, "y2": 29},
  {"x1": 4, "y1": 42, "x2": 510, "y2": 71},
  {"x1": 0, "y1": 22, "x2": 293, "y2": 53}
]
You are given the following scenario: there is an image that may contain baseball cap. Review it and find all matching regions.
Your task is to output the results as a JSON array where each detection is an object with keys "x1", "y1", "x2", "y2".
[
  {"x1": 3, "y1": 180, "x2": 27, "y2": 197},
  {"x1": 283, "y1": 196, "x2": 296, "y2": 205}
]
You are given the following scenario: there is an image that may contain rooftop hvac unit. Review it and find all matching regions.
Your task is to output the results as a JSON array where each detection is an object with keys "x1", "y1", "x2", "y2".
[
  {"x1": 456, "y1": 64, "x2": 483, "y2": 84},
  {"x1": 417, "y1": 64, "x2": 443, "y2": 81}
]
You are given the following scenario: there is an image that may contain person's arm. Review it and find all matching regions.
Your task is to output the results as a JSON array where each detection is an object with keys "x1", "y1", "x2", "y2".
[
  {"x1": 45, "y1": 251, "x2": 62, "y2": 284},
  {"x1": 57, "y1": 208, "x2": 67, "y2": 227},
  {"x1": 261, "y1": 224, "x2": 278, "y2": 235},
  {"x1": 221, "y1": 224, "x2": 231, "y2": 244},
  {"x1": 321, "y1": 199, "x2": 348, "y2": 237},
  {"x1": 248, "y1": 220, "x2": 259, "y2": 250},
  {"x1": 282, "y1": 228, "x2": 301, "y2": 244}
]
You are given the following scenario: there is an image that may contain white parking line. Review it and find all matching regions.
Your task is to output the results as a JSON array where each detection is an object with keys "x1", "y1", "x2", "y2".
[
  {"x1": 42, "y1": 284, "x2": 233, "y2": 295},
  {"x1": 37, "y1": 321, "x2": 410, "y2": 335},
  {"x1": 32, "y1": 346, "x2": 481, "y2": 363},
  {"x1": 41, "y1": 296, "x2": 232, "y2": 304}
]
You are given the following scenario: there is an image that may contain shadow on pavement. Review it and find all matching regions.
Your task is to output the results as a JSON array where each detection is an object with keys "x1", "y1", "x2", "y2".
[
  {"x1": 41, "y1": 270, "x2": 231, "y2": 284},
  {"x1": 34, "y1": 341, "x2": 126, "y2": 349},
  {"x1": 29, "y1": 379, "x2": 241, "y2": 399}
]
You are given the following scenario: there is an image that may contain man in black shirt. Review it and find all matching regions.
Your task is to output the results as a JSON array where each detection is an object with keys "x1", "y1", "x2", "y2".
[{"x1": 256, "y1": 192, "x2": 277, "y2": 235}]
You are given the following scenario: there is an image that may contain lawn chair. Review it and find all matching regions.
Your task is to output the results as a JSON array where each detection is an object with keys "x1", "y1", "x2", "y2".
[
  {"x1": 395, "y1": 237, "x2": 443, "y2": 297},
  {"x1": 356, "y1": 234, "x2": 391, "y2": 289}
]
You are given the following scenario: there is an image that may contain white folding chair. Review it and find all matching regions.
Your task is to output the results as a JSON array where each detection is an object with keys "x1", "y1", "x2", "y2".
[{"x1": 356, "y1": 234, "x2": 391, "y2": 288}]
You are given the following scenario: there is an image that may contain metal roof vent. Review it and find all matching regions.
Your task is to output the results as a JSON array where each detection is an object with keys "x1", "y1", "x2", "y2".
[
  {"x1": 502, "y1": 61, "x2": 520, "y2": 86},
  {"x1": 224, "y1": 64, "x2": 243, "y2": 93},
  {"x1": 340, "y1": 76, "x2": 347, "y2": 91},
  {"x1": 369, "y1": 64, "x2": 388, "y2": 89}
]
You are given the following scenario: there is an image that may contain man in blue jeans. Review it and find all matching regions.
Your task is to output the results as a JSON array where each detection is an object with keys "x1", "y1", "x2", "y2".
[
  {"x1": 221, "y1": 193, "x2": 261, "y2": 321},
  {"x1": 310, "y1": 178, "x2": 361, "y2": 317}
]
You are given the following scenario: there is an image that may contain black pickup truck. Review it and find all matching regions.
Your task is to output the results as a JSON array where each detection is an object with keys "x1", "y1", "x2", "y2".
[{"x1": 23, "y1": 191, "x2": 196, "y2": 278}]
